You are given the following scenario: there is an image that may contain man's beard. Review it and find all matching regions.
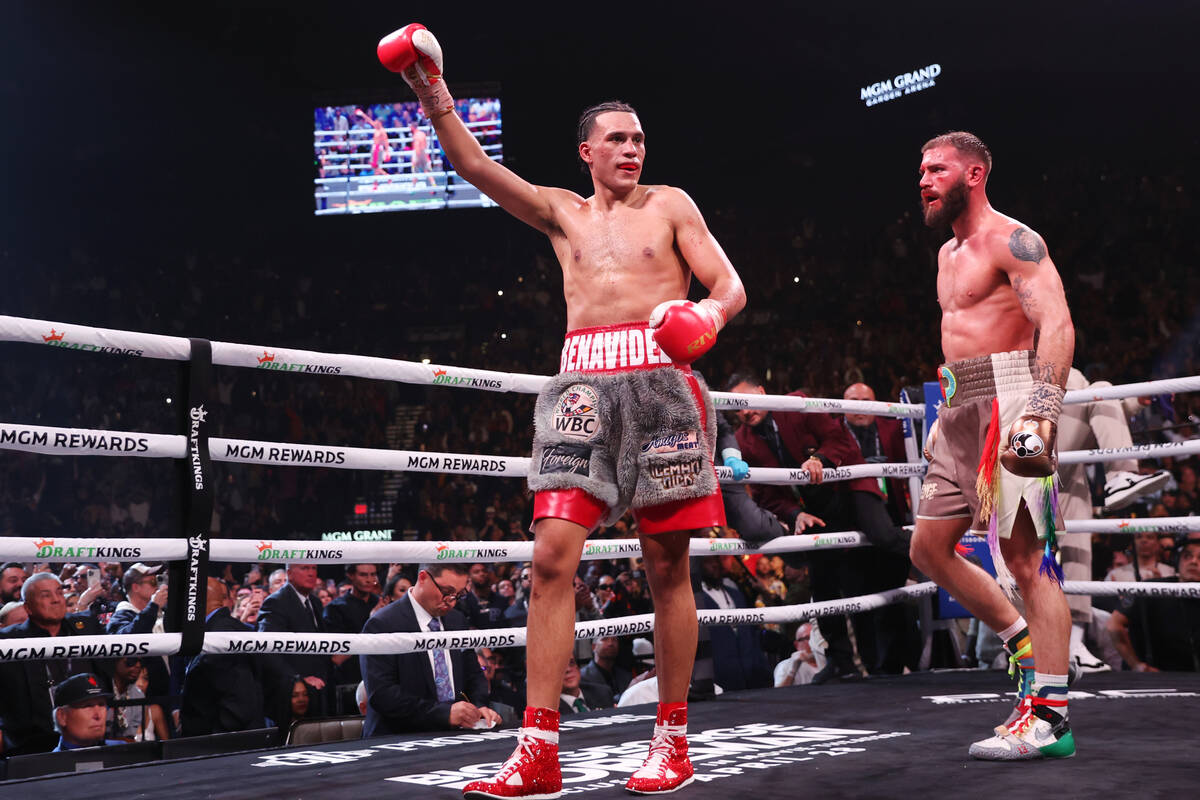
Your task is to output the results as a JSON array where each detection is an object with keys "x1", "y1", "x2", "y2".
[{"x1": 922, "y1": 178, "x2": 968, "y2": 227}]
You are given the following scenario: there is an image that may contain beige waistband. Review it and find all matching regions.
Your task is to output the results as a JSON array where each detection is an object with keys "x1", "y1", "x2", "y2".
[{"x1": 937, "y1": 350, "x2": 1034, "y2": 407}]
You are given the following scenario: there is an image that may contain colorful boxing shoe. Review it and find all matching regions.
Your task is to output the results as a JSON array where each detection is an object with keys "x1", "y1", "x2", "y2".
[
  {"x1": 969, "y1": 703, "x2": 1076, "y2": 761},
  {"x1": 625, "y1": 703, "x2": 693, "y2": 795},
  {"x1": 463, "y1": 707, "x2": 561, "y2": 800}
]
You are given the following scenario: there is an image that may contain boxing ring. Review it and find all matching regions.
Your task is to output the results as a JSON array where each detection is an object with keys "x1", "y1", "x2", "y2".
[
  {"x1": 313, "y1": 118, "x2": 502, "y2": 214},
  {"x1": 1, "y1": 314, "x2": 1198, "y2": 793}
]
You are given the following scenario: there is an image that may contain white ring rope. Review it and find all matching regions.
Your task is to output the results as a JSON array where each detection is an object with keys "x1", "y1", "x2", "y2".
[
  {"x1": 3, "y1": 420, "x2": 1194, "y2": 490},
  {"x1": 3, "y1": 514, "x2": 1193, "y2": 566},
  {"x1": 1057, "y1": 439, "x2": 1200, "y2": 464},
  {"x1": 3, "y1": 579, "x2": 1196, "y2": 663},
  {"x1": 6, "y1": 314, "x2": 1196, "y2": 417},
  {"x1": 0, "y1": 532, "x2": 871, "y2": 565},
  {"x1": 1063, "y1": 580, "x2": 1200, "y2": 598},
  {"x1": 1063, "y1": 517, "x2": 1200, "y2": 534}
]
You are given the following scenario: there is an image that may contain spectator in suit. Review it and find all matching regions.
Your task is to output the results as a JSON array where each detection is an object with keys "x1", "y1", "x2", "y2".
[
  {"x1": 559, "y1": 657, "x2": 614, "y2": 713},
  {"x1": 360, "y1": 563, "x2": 500, "y2": 735},
  {"x1": 323, "y1": 563, "x2": 381, "y2": 689},
  {"x1": 181, "y1": 577, "x2": 291, "y2": 736},
  {"x1": 257, "y1": 563, "x2": 331, "y2": 718},
  {"x1": 476, "y1": 646, "x2": 525, "y2": 725},
  {"x1": 729, "y1": 371, "x2": 908, "y2": 680},
  {"x1": 50, "y1": 673, "x2": 125, "y2": 751},
  {"x1": 694, "y1": 556, "x2": 772, "y2": 691},
  {"x1": 460, "y1": 562, "x2": 510, "y2": 629},
  {"x1": 0, "y1": 573, "x2": 112, "y2": 755},
  {"x1": 580, "y1": 635, "x2": 631, "y2": 699}
]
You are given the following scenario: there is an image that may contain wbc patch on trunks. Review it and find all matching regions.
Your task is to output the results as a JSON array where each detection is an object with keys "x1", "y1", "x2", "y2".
[
  {"x1": 559, "y1": 325, "x2": 674, "y2": 373},
  {"x1": 553, "y1": 383, "x2": 602, "y2": 441},
  {"x1": 528, "y1": 360, "x2": 719, "y2": 527}
]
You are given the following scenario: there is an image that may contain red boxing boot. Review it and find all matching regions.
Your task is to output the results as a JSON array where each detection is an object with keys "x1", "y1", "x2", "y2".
[
  {"x1": 625, "y1": 703, "x2": 693, "y2": 795},
  {"x1": 463, "y1": 707, "x2": 562, "y2": 800}
]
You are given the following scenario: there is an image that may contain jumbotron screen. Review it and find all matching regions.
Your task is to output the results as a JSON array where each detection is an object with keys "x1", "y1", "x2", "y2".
[{"x1": 313, "y1": 97, "x2": 502, "y2": 215}]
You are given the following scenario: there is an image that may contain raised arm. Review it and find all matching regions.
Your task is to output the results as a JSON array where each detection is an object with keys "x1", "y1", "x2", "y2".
[{"x1": 378, "y1": 24, "x2": 561, "y2": 234}]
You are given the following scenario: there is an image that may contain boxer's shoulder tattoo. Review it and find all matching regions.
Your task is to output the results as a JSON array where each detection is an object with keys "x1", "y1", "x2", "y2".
[{"x1": 1008, "y1": 228, "x2": 1047, "y2": 263}]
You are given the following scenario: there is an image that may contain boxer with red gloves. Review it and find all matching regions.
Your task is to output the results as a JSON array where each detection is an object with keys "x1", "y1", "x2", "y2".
[
  {"x1": 909, "y1": 132, "x2": 1076, "y2": 762},
  {"x1": 378, "y1": 24, "x2": 745, "y2": 799}
]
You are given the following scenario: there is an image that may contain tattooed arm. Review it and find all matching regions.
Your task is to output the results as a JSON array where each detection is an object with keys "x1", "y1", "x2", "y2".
[{"x1": 998, "y1": 226, "x2": 1075, "y2": 403}]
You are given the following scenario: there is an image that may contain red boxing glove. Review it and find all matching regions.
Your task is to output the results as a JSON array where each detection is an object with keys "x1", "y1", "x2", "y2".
[
  {"x1": 649, "y1": 299, "x2": 725, "y2": 364},
  {"x1": 377, "y1": 24, "x2": 455, "y2": 118}
]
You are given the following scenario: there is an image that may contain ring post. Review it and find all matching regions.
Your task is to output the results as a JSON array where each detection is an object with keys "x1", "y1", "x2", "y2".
[{"x1": 169, "y1": 338, "x2": 213, "y2": 657}]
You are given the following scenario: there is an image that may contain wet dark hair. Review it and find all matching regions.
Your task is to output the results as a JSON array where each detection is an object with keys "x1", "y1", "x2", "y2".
[
  {"x1": 576, "y1": 100, "x2": 638, "y2": 172},
  {"x1": 921, "y1": 131, "x2": 993, "y2": 175}
]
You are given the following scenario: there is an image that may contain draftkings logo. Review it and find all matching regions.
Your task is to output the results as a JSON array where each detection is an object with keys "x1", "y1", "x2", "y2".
[
  {"x1": 33, "y1": 538, "x2": 142, "y2": 560},
  {"x1": 255, "y1": 350, "x2": 342, "y2": 374},
  {"x1": 431, "y1": 367, "x2": 503, "y2": 390},
  {"x1": 42, "y1": 327, "x2": 143, "y2": 356}
]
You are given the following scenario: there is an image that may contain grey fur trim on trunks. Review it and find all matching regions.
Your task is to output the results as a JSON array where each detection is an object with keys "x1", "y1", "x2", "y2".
[{"x1": 528, "y1": 368, "x2": 718, "y2": 527}]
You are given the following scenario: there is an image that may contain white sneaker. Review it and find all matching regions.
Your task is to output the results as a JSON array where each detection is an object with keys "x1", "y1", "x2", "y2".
[
  {"x1": 1104, "y1": 470, "x2": 1170, "y2": 510},
  {"x1": 1070, "y1": 639, "x2": 1111, "y2": 673},
  {"x1": 969, "y1": 710, "x2": 1075, "y2": 760}
]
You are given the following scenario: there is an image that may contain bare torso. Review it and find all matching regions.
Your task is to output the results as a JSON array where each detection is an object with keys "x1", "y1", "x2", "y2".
[
  {"x1": 937, "y1": 209, "x2": 1037, "y2": 362},
  {"x1": 548, "y1": 185, "x2": 692, "y2": 330}
]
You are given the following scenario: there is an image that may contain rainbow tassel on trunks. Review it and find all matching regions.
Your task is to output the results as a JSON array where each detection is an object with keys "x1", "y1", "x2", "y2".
[
  {"x1": 1037, "y1": 475, "x2": 1065, "y2": 584},
  {"x1": 975, "y1": 398, "x2": 1016, "y2": 595}
]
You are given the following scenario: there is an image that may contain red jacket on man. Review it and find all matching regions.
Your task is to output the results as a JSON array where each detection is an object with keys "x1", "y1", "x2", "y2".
[{"x1": 733, "y1": 391, "x2": 881, "y2": 528}]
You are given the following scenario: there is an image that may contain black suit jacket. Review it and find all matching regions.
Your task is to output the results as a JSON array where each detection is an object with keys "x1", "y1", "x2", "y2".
[
  {"x1": 360, "y1": 594, "x2": 488, "y2": 736},
  {"x1": 181, "y1": 607, "x2": 284, "y2": 736},
  {"x1": 323, "y1": 592, "x2": 379, "y2": 686},
  {"x1": 0, "y1": 614, "x2": 112, "y2": 754},
  {"x1": 695, "y1": 580, "x2": 771, "y2": 691},
  {"x1": 558, "y1": 681, "x2": 615, "y2": 714},
  {"x1": 257, "y1": 583, "x2": 332, "y2": 687}
]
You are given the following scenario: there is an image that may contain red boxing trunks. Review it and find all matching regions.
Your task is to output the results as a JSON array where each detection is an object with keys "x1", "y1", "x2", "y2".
[{"x1": 529, "y1": 321, "x2": 725, "y2": 534}]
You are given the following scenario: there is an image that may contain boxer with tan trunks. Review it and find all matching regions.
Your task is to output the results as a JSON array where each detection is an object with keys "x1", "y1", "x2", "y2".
[
  {"x1": 909, "y1": 132, "x2": 1076, "y2": 761},
  {"x1": 378, "y1": 24, "x2": 745, "y2": 798}
]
